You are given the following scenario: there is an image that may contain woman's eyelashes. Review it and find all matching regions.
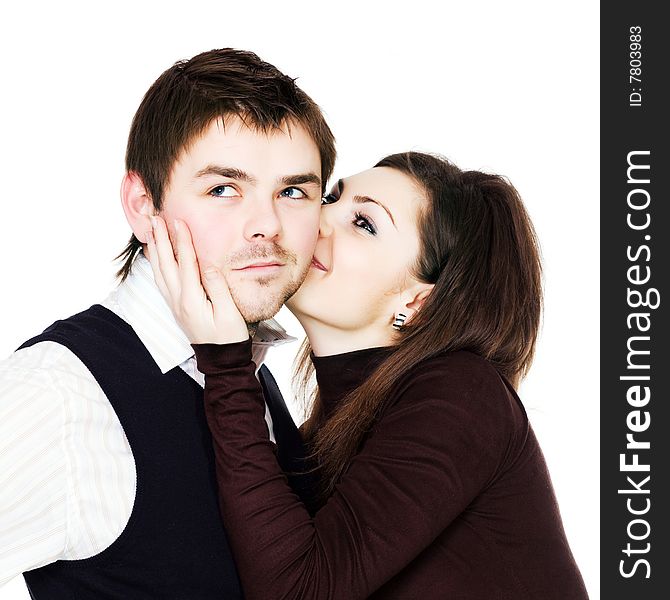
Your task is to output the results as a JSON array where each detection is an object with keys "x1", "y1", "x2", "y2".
[
  {"x1": 353, "y1": 211, "x2": 377, "y2": 235},
  {"x1": 321, "y1": 193, "x2": 377, "y2": 235}
]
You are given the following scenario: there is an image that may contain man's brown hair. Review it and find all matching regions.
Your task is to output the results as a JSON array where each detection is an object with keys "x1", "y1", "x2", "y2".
[{"x1": 117, "y1": 48, "x2": 336, "y2": 280}]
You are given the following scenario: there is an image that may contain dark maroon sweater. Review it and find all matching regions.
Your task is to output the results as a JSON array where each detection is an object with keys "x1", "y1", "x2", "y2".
[{"x1": 194, "y1": 340, "x2": 588, "y2": 600}]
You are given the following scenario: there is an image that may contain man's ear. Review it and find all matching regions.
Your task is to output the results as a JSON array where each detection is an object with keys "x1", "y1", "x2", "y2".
[{"x1": 120, "y1": 172, "x2": 154, "y2": 243}]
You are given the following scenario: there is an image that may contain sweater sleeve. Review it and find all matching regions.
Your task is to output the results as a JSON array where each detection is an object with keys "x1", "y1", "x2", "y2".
[{"x1": 194, "y1": 341, "x2": 519, "y2": 600}]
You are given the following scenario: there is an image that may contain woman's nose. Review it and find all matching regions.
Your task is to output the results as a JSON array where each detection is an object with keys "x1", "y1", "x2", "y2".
[{"x1": 318, "y1": 205, "x2": 334, "y2": 238}]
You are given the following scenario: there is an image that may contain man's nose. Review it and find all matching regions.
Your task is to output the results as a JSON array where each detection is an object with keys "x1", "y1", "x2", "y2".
[{"x1": 242, "y1": 198, "x2": 282, "y2": 241}]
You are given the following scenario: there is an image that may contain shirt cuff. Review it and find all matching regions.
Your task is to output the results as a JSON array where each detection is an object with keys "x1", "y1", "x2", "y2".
[{"x1": 192, "y1": 338, "x2": 253, "y2": 373}]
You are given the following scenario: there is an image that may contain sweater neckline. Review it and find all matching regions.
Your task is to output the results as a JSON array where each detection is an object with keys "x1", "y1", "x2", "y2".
[{"x1": 311, "y1": 346, "x2": 395, "y2": 418}]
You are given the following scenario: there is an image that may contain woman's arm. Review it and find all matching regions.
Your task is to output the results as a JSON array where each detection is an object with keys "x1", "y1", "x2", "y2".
[{"x1": 195, "y1": 339, "x2": 514, "y2": 600}]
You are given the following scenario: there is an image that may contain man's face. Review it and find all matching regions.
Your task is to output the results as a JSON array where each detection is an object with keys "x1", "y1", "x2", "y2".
[{"x1": 160, "y1": 116, "x2": 322, "y2": 323}]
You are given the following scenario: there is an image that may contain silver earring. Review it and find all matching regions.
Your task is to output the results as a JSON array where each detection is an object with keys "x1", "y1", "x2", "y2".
[{"x1": 392, "y1": 313, "x2": 407, "y2": 330}]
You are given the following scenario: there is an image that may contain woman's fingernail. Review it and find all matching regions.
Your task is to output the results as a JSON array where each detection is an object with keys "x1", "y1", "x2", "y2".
[
  {"x1": 203, "y1": 269, "x2": 218, "y2": 280},
  {"x1": 150, "y1": 216, "x2": 157, "y2": 228},
  {"x1": 173, "y1": 219, "x2": 180, "y2": 232}
]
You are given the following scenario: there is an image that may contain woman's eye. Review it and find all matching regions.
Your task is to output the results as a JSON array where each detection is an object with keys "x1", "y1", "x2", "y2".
[
  {"x1": 321, "y1": 193, "x2": 338, "y2": 205},
  {"x1": 209, "y1": 185, "x2": 238, "y2": 198},
  {"x1": 353, "y1": 212, "x2": 377, "y2": 235},
  {"x1": 280, "y1": 187, "x2": 307, "y2": 200}
]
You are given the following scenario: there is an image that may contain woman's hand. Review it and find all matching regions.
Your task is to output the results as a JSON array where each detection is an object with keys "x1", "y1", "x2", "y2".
[{"x1": 145, "y1": 215, "x2": 249, "y2": 345}]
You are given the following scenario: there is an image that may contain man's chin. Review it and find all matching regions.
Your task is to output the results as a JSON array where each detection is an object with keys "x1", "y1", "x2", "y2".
[
  {"x1": 230, "y1": 287, "x2": 292, "y2": 324},
  {"x1": 238, "y1": 305, "x2": 281, "y2": 324},
  {"x1": 227, "y1": 264, "x2": 309, "y2": 323}
]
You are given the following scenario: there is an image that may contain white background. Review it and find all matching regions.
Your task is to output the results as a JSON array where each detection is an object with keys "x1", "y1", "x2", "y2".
[{"x1": 0, "y1": 1, "x2": 599, "y2": 598}]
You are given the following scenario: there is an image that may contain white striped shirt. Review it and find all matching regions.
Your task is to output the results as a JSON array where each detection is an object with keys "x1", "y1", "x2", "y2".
[{"x1": 0, "y1": 255, "x2": 294, "y2": 585}]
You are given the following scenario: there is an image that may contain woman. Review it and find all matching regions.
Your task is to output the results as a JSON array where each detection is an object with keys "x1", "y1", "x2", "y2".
[{"x1": 146, "y1": 152, "x2": 588, "y2": 599}]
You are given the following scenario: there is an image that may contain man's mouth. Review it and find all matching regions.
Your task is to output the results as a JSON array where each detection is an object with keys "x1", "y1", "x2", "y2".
[
  {"x1": 234, "y1": 261, "x2": 285, "y2": 272},
  {"x1": 311, "y1": 257, "x2": 328, "y2": 272}
]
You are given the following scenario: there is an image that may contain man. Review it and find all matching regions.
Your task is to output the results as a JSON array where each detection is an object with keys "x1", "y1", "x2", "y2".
[{"x1": 0, "y1": 48, "x2": 335, "y2": 598}]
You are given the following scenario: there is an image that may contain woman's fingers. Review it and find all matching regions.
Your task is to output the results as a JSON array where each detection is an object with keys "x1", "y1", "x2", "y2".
[
  {"x1": 147, "y1": 214, "x2": 248, "y2": 344},
  {"x1": 201, "y1": 266, "x2": 249, "y2": 343},
  {"x1": 173, "y1": 219, "x2": 207, "y2": 306},
  {"x1": 201, "y1": 266, "x2": 234, "y2": 308},
  {"x1": 151, "y1": 215, "x2": 180, "y2": 298},
  {"x1": 145, "y1": 227, "x2": 169, "y2": 301}
]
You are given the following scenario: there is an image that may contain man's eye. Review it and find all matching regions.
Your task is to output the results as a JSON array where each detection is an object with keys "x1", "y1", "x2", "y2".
[
  {"x1": 280, "y1": 187, "x2": 307, "y2": 200},
  {"x1": 209, "y1": 185, "x2": 238, "y2": 198}
]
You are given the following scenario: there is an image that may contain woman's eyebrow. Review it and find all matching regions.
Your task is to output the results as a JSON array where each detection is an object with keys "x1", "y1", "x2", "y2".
[
  {"x1": 339, "y1": 178, "x2": 396, "y2": 228},
  {"x1": 352, "y1": 194, "x2": 397, "y2": 229}
]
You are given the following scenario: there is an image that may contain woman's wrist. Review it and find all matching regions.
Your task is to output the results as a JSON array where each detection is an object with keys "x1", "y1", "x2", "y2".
[{"x1": 192, "y1": 337, "x2": 253, "y2": 373}]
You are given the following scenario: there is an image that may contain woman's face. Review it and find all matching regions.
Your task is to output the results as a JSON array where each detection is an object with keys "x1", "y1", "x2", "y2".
[{"x1": 287, "y1": 166, "x2": 429, "y2": 343}]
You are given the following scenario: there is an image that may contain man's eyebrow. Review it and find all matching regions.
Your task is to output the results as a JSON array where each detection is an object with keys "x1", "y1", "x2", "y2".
[
  {"x1": 193, "y1": 166, "x2": 320, "y2": 189},
  {"x1": 194, "y1": 165, "x2": 257, "y2": 184},
  {"x1": 280, "y1": 173, "x2": 321, "y2": 187},
  {"x1": 340, "y1": 179, "x2": 397, "y2": 229}
]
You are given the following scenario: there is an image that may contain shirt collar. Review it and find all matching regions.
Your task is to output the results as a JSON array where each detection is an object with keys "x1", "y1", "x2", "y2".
[{"x1": 102, "y1": 254, "x2": 296, "y2": 374}]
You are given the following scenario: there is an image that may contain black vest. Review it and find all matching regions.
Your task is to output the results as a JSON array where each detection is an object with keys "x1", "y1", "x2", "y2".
[{"x1": 19, "y1": 304, "x2": 305, "y2": 599}]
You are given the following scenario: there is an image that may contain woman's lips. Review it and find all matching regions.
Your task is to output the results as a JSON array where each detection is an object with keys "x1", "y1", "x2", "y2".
[{"x1": 311, "y1": 257, "x2": 328, "y2": 272}]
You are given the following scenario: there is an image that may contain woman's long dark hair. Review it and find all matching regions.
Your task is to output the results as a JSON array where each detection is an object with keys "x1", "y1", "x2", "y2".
[{"x1": 295, "y1": 152, "x2": 543, "y2": 499}]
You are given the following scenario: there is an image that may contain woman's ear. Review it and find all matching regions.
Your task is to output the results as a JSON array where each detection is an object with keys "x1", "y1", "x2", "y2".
[
  {"x1": 396, "y1": 283, "x2": 434, "y2": 325},
  {"x1": 405, "y1": 284, "x2": 434, "y2": 312},
  {"x1": 120, "y1": 172, "x2": 154, "y2": 243}
]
